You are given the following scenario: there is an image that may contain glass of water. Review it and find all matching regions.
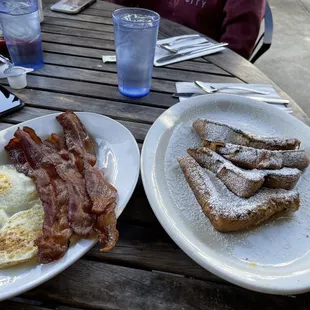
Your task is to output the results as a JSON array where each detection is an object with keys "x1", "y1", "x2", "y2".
[
  {"x1": 113, "y1": 8, "x2": 160, "y2": 98},
  {"x1": 0, "y1": 0, "x2": 44, "y2": 70}
]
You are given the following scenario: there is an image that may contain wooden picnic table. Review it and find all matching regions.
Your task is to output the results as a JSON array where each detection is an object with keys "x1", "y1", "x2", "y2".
[{"x1": 1, "y1": 1, "x2": 310, "y2": 309}]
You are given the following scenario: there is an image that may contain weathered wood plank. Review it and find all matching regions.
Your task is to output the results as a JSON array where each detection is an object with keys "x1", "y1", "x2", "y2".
[
  {"x1": 41, "y1": 24, "x2": 115, "y2": 41},
  {"x1": 0, "y1": 301, "x2": 50, "y2": 310},
  {"x1": 42, "y1": 32, "x2": 115, "y2": 50},
  {"x1": 33, "y1": 64, "x2": 175, "y2": 93},
  {"x1": 9, "y1": 88, "x2": 164, "y2": 124},
  {"x1": 90, "y1": 0, "x2": 121, "y2": 11},
  {"x1": 33, "y1": 64, "x2": 238, "y2": 94},
  {"x1": 0, "y1": 122, "x2": 13, "y2": 131},
  {"x1": 118, "y1": 183, "x2": 159, "y2": 226},
  {"x1": 45, "y1": 9, "x2": 113, "y2": 25},
  {"x1": 83, "y1": 7, "x2": 115, "y2": 17},
  {"x1": 23, "y1": 259, "x2": 309, "y2": 310},
  {"x1": 43, "y1": 16, "x2": 114, "y2": 32},
  {"x1": 87, "y1": 223, "x2": 221, "y2": 283},
  {"x1": 43, "y1": 42, "x2": 109, "y2": 58},
  {"x1": 0, "y1": 106, "x2": 150, "y2": 142},
  {"x1": 42, "y1": 48, "x2": 230, "y2": 79},
  {"x1": 1, "y1": 299, "x2": 83, "y2": 310},
  {"x1": 2, "y1": 76, "x2": 177, "y2": 108},
  {"x1": 42, "y1": 51, "x2": 233, "y2": 77},
  {"x1": 42, "y1": 41, "x2": 212, "y2": 66}
]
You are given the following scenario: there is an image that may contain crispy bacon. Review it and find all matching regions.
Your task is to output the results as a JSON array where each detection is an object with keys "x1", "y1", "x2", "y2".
[
  {"x1": 6, "y1": 128, "x2": 72, "y2": 263},
  {"x1": 43, "y1": 132, "x2": 95, "y2": 237},
  {"x1": 44, "y1": 133, "x2": 66, "y2": 152},
  {"x1": 56, "y1": 111, "x2": 96, "y2": 166},
  {"x1": 5, "y1": 137, "x2": 33, "y2": 177},
  {"x1": 5, "y1": 127, "x2": 95, "y2": 262},
  {"x1": 56, "y1": 111, "x2": 119, "y2": 251},
  {"x1": 34, "y1": 170, "x2": 72, "y2": 263},
  {"x1": 84, "y1": 160, "x2": 118, "y2": 252},
  {"x1": 22, "y1": 128, "x2": 94, "y2": 237},
  {"x1": 5, "y1": 110, "x2": 120, "y2": 263}
]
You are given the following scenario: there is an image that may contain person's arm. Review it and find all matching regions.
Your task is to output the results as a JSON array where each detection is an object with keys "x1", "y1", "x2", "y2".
[{"x1": 220, "y1": 0, "x2": 266, "y2": 59}]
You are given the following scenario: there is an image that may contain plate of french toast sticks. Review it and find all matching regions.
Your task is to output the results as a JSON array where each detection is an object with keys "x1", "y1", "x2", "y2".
[{"x1": 141, "y1": 94, "x2": 310, "y2": 294}]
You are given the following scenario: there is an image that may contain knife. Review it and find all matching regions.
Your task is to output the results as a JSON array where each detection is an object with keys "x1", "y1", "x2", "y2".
[
  {"x1": 172, "y1": 93, "x2": 289, "y2": 105},
  {"x1": 156, "y1": 43, "x2": 228, "y2": 64}
]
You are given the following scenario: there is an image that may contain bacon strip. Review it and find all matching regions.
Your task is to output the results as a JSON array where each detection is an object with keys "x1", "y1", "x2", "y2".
[
  {"x1": 56, "y1": 111, "x2": 96, "y2": 167},
  {"x1": 57, "y1": 111, "x2": 119, "y2": 252},
  {"x1": 84, "y1": 160, "x2": 118, "y2": 252},
  {"x1": 5, "y1": 127, "x2": 95, "y2": 262},
  {"x1": 5, "y1": 137, "x2": 33, "y2": 177},
  {"x1": 34, "y1": 170, "x2": 72, "y2": 263},
  {"x1": 6, "y1": 128, "x2": 72, "y2": 263}
]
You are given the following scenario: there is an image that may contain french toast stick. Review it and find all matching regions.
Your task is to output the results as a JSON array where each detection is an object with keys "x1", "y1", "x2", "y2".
[
  {"x1": 177, "y1": 156, "x2": 300, "y2": 232},
  {"x1": 193, "y1": 119, "x2": 300, "y2": 150},
  {"x1": 204, "y1": 142, "x2": 309, "y2": 170},
  {"x1": 188, "y1": 147, "x2": 301, "y2": 198}
]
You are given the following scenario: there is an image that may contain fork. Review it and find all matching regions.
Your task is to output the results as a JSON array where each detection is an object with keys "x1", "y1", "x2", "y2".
[
  {"x1": 159, "y1": 34, "x2": 201, "y2": 49},
  {"x1": 194, "y1": 81, "x2": 270, "y2": 95},
  {"x1": 161, "y1": 42, "x2": 211, "y2": 53}
]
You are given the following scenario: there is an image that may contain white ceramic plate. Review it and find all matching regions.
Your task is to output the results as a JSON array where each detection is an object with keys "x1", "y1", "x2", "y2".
[
  {"x1": 0, "y1": 112, "x2": 140, "y2": 301},
  {"x1": 141, "y1": 94, "x2": 310, "y2": 295}
]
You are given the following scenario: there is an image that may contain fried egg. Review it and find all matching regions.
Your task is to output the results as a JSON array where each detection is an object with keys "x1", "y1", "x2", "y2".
[
  {"x1": 0, "y1": 165, "x2": 41, "y2": 215},
  {"x1": 0, "y1": 209, "x2": 8, "y2": 228},
  {"x1": 0, "y1": 204, "x2": 44, "y2": 268}
]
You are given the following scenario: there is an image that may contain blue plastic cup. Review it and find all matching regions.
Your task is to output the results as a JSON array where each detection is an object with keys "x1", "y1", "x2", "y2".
[
  {"x1": 0, "y1": 0, "x2": 44, "y2": 70},
  {"x1": 113, "y1": 8, "x2": 160, "y2": 98}
]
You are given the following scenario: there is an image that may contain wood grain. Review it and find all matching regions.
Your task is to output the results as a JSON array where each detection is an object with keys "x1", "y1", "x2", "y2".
[
  {"x1": 45, "y1": 10, "x2": 113, "y2": 25},
  {"x1": 23, "y1": 259, "x2": 310, "y2": 310},
  {"x1": 2, "y1": 76, "x2": 177, "y2": 108},
  {"x1": 43, "y1": 16, "x2": 114, "y2": 32},
  {"x1": 41, "y1": 24, "x2": 115, "y2": 40},
  {"x1": 42, "y1": 32, "x2": 115, "y2": 50},
  {"x1": 32, "y1": 64, "x2": 239, "y2": 94},
  {"x1": 0, "y1": 302, "x2": 50, "y2": 310},
  {"x1": 86, "y1": 223, "x2": 221, "y2": 283},
  {"x1": 42, "y1": 52, "x2": 233, "y2": 77},
  {"x1": 9, "y1": 88, "x2": 164, "y2": 124}
]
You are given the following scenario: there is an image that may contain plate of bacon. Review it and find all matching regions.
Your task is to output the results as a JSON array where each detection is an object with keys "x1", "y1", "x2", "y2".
[{"x1": 0, "y1": 111, "x2": 140, "y2": 301}]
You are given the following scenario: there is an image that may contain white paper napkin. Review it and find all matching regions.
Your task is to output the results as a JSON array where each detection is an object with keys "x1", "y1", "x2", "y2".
[
  {"x1": 176, "y1": 82, "x2": 292, "y2": 113},
  {"x1": 154, "y1": 35, "x2": 226, "y2": 67}
]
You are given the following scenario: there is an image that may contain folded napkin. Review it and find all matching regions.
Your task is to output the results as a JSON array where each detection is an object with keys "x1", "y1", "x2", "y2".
[
  {"x1": 154, "y1": 35, "x2": 226, "y2": 67},
  {"x1": 176, "y1": 82, "x2": 292, "y2": 113}
]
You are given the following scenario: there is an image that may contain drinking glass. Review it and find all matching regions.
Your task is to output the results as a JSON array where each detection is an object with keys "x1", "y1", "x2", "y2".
[
  {"x1": 0, "y1": 0, "x2": 44, "y2": 70},
  {"x1": 113, "y1": 8, "x2": 160, "y2": 98}
]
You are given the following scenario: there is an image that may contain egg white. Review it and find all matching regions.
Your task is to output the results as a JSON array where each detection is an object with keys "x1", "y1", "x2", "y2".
[{"x1": 0, "y1": 165, "x2": 41, "y2": 215}]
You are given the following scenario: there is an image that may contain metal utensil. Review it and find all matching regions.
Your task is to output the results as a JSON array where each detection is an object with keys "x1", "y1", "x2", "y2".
[
  {"x1": 159, "y1": 34, "x2": 200, "y2": 48},
  {"x1": 156, "y1": 43, "x2": 228, "y2": 64},
  {"x1": 162, "y1": 42, "x2": 211, "y2": 53},
  {"x1": 0, "y1": 55, "x2": 12, "y2": 68},
  {"x1": 172, "y1": 92, "x2": 289, "y2": 105},
  {"x1": 194, "y1": 81, "x2": 270, "y2": 95}
]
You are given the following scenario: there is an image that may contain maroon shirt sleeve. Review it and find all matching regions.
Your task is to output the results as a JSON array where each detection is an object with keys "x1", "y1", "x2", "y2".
[{"x1": 220, "y1": 0, "x2": 266, "y2": 59}]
